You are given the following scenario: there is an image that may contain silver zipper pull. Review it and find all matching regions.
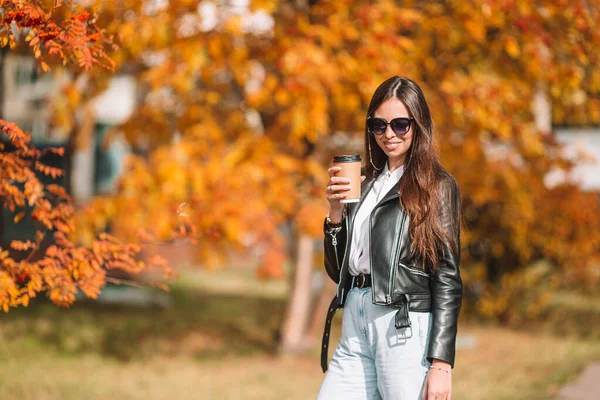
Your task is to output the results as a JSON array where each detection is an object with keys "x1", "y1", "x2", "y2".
[
  {"x1": 386, "y1": 294, "x2": 392, "y2": 304},
  {"x1": 331, "y1": 235, "x2": 337, "y2": 246}
]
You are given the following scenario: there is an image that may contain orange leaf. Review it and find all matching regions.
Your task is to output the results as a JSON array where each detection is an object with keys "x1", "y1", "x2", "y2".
[{"x1": 13, "y1": 211, "x2": 26, "y2": 223}]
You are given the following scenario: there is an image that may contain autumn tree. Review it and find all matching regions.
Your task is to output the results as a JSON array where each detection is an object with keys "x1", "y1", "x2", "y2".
[
  {"x1": 39, "y1": 0, "x2": 600, "y2": 342},
  {"x1": 0, "y1": 0, "x2": 175, "y2": 311}
]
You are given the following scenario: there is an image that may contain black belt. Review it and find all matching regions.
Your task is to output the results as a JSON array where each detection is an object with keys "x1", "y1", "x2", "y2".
[
  {"x1": 320, "y1": 274, "x2": 370, "y2": 372},
  {"x1": 320, "y1": 290, "x2": 413, "y2": 373},
  {"x1": 321, "y1": 295, "x2": 340, "y2": 373},
  {"x1": 351, "y1": 273, "x2": 371, "y2": 288}
]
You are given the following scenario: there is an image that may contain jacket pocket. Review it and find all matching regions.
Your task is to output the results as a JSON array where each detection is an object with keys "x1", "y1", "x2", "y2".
[
  {"x1": 398, "y1": 262, "x2": 430, "y2": 279},
  {"x1": 391, "y1": 262, "x2": 431, "y2": 299},
  {"x1": 406, "y1": 292, "x2": 431, "y2": 300}
]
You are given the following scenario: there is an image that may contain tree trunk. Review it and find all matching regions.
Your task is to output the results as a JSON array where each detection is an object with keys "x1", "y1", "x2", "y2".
[
  {"x1": 533, "y1": 83, "x2": 551, "y2": 135},
  {"x1": 67, "y1": 102, "x2": 97, "y2": 202},
  {"x1": 0, "y1": 47, "x2": 7, "y2": 245},
  {"x1": 279, "y1": 234, "x2": 315, "y2": 352},
  {"x1": 0, "y1": 48, "x2": 6, "y2": 119},
  {"x1": 68, "y1": 136, "x2": 96, "y2": 202},
  {"x1": 307, "y1": 275, "x2": 336, "y2": 340}
]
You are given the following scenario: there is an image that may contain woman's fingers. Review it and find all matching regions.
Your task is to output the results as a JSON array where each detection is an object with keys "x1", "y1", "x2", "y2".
[
  {"x1": 327, "y1": 184, "x2": 351, "y2": 193},
  {"x1": 326, "y1": 168, "x2": 358, "y2": 206},
  {"x1": 326, "y1": 186, "x2": 349, "y2": 197},
  {"x1": 329, "y1": 176, "x2": 351, "y2": 185},
  {"x1": 328, "y1": 192, "x2": 348, "y2": 199},
  {"x1": 328, "y1": 166, "x2": 342, "y2": 177}
]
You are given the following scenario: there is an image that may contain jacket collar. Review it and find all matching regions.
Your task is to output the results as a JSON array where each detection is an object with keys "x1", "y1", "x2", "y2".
[
  {"x1": 347, "y1": 169, "x2": 404, "y2": 220},
  {"x1": 378, "y1": 162, "x2": 404, "y2": 205},
  {"x1": 379, "y1": 178, "x2": 402, "y2": 205}
]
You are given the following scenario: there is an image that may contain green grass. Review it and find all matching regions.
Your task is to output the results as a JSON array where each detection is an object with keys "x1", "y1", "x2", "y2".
[
  {"x1": 0, "y1": 268, "x2": 598, "y2": 399},
  {"x1": 1, "y1": 279, "x2": 285, "y2": 361}
]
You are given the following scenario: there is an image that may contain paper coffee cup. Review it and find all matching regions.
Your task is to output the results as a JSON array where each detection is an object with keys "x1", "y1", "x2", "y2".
[{"x1": 333, "y1": 154, "x2": 361, "y2": 204}]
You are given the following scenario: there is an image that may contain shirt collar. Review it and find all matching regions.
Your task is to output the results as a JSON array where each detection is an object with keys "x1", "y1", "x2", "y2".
[{"x1": 382, "y1": 161, "x2": 405, "y2": 181}]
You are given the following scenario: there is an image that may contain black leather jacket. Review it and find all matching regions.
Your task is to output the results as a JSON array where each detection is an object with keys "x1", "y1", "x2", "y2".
[{"x1": 323, "y1": 172, "x2": 462, "y2": 368}]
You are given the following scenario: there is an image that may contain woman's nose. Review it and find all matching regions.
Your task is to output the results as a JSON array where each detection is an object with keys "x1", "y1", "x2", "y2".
[{"x1": 384, "y1": 125, "x2": 396, "y2": 138}]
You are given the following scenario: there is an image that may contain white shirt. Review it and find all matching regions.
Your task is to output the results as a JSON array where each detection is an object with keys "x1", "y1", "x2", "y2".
[{"x1": 349, "y1": 163, "x2": 405, "y2": 276}]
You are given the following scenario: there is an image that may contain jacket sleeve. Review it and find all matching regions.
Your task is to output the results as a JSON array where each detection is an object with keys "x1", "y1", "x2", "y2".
[
  {"x1": 323, "y1": 217, "x2": 348, "y2": 284},
  {"x1": 426, "y1": 175, "x2": 463, "y2": 368}
]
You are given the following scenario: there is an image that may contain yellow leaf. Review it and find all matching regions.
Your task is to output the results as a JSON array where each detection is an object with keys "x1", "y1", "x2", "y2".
[
  {"x1": 275, "y1": 89, "x2": 291, "y2": 106},
  {"x1": 206, "y1": 91, "x2": 220, "y2": 105},
  {"x1": 397, "y1": 37, "x2": 415, "y2": 51},
  {"x1": 464, "y1": 20, "x2": 485, "y2": 43},
  {"x1": 224, "y1": 16, "x2": 243, "y2": 36},
  {"x1": 504, "y1": 38, "x2": 520, "y2": 58},
  {"x1": 250, "y1": 0, "x2": 277, "y2": 13}
]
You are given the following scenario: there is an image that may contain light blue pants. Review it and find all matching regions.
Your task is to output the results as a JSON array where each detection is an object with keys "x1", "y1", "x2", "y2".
[{"x1": 317, "y1": 287, "x2": 432, "y2": 400}]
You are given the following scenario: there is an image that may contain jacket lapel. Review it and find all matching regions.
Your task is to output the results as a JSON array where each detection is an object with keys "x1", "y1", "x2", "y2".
[{"x1": 377, "y1": 178, "x2": 402, "y2": 206}]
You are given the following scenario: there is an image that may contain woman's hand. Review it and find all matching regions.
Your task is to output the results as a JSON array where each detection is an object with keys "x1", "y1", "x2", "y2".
[
  {"x1": 422, "y1": 360, "x2": 452, "y2": 400},
  {"x1": 326, "y1": 167, "x2": 365, "y2": 222}
]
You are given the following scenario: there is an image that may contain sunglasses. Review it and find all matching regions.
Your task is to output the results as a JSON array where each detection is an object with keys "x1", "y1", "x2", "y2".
[{"x1": 367, "y1": 116, "x2": 414, "y2": 136}]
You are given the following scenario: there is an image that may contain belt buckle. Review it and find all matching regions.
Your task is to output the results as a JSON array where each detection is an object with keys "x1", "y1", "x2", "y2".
[
  {"x1": 357, "y1": 273, "x2": 366, "y2": 289},
  {"x1": 395, "y1": 323, "x2": 413, "y2": 341}
]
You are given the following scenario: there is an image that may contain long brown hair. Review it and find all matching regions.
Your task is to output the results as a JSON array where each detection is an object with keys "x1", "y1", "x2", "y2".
[{"x1": 364, "y1": 76, "x2": 459, "y2": 272}]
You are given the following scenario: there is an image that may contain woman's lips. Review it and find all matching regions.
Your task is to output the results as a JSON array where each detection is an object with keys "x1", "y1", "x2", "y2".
[{"x1": 384, "y1": 142, "x2": 401, "y2": 149}]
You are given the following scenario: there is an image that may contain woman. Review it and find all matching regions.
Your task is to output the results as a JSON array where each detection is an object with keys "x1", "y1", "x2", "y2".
[{"x1": 318, "y1": 76, "x2": 462, "y2": 400}]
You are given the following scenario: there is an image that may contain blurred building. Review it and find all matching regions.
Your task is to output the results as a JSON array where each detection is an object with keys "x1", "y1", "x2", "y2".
[
  {"x1": 548, "y1": 128, "x2": 600, "y2": 191},
  {"x1": 1, "y1": 55, "x2": 64, "y2": 143},
  {"x1": 534, "y1": 87, "x2": 600, "y2": 192},
  {"x1": 0, "y1": 53, "x2": 135, "y2": 245}
]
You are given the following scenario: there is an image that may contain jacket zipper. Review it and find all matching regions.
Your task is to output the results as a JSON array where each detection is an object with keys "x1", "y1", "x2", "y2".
[
  {"x1": 334, "y1": 215, "x2": 350, "y2": 303},
  {"x1": 398, "y1": 261, "x2": 430, "y2": 278},
  {"x1": 385, "y1": 211, "x2": 406, "y2": 304}
]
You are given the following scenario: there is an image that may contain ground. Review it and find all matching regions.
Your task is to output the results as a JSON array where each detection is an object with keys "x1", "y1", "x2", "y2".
[{"x1": 0, "y1": 268, "x2": 598, "y2": 399}]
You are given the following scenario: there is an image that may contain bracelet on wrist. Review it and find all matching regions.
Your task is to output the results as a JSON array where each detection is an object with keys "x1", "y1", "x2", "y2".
[
  {"x1": 429, "y1": 365, "x2": 451, "y2": 374},
  {"x1": 326, "y1": 208, "x2": 346, "y2": 228},
  {"x1": 325, "y1": 214, "x2": 343, "y2": 228}
]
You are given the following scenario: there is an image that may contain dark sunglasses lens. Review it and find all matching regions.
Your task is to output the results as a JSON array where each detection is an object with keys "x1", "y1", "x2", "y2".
[
  {"x1": 368, "y1": 118, "x2": 387, "y2": 134},
  {"x1": 390, "y1": 118, "x2": 411, "y2": 134}
]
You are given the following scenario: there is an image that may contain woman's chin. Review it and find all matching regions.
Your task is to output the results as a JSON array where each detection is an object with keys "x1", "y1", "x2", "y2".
[{"x1": 382, "y1": 149, "x2": 408, "y2": 160}]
